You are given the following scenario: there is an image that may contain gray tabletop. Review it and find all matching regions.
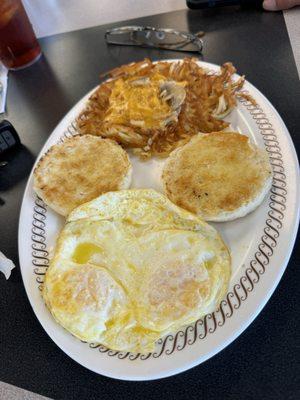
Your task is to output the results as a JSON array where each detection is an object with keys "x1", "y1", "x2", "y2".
[{"x1": 0, "y1": 7, "x2": 299, "y2": 400}]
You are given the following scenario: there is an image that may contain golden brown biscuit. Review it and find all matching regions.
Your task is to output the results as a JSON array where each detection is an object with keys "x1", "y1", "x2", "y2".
[
  {"x1": 162, "y1": 132, "x2": 272, "y2": 221},
  {"x1": 33, "y1": 135, "x2": 132, "y2": 216}
]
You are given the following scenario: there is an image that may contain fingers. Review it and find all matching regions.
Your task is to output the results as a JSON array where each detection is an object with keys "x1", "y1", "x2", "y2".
[{"x1": 263, "y1": 0, "x2": 300, "y2": 11}]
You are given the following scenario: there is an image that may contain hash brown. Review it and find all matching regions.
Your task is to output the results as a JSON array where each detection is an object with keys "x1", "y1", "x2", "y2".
[{"x1": 77, "y1": 58, "x2": 253, "y2": 159}]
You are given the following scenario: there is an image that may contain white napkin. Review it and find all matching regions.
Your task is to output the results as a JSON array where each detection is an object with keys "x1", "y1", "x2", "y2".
[
  {"x1": 0, "y1": 251, "x2": 15, "y2": 279},
  {"x1": 0, "y1": 63, "x2": 8, "y2": 114}
]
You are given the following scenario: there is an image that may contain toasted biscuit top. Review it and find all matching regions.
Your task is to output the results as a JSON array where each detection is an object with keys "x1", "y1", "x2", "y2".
[
  {"x1": 33, "y1": 135, "x2": 132, "y2": 216},
  {"x1": 162, "y1": 132, "x2": 272, "y2": 221}
]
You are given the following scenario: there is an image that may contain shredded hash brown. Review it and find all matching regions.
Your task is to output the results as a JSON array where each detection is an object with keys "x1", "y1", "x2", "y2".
[{"x1": 77, "y1": 58, "x2": 255, "y2": 159}]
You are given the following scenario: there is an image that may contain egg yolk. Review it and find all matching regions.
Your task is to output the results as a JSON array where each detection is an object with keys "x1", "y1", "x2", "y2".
[{"x1": 72, "y1": 243, "x2": 103, "y2": 264}]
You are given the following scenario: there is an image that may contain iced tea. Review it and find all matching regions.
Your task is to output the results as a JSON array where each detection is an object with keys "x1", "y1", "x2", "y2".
[{"x1": 0, "y1": 0, "x2": 41, "y2": 69}]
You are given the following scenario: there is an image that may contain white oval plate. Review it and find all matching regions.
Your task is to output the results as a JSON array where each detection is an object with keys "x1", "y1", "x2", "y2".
[{"x1": 19, "y1": 60, "x2": 299, "y2": 381}]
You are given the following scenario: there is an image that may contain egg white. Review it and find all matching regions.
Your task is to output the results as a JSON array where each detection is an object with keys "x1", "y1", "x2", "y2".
[{"x1": 43, "y1": 189, "x2": 231, "y2": 353}]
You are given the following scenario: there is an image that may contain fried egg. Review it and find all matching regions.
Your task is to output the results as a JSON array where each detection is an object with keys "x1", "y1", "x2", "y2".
[{"x1": 43, "y1": 189, "x2": 231, "y2": 353}]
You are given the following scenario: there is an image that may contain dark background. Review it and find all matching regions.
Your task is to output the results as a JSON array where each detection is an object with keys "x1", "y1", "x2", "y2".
[{"x1": 0, "y1": 8, "x2": 299, "y2": 400}]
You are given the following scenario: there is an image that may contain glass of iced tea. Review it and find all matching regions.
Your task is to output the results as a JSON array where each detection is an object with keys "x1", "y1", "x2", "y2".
[{"x1": 0, "y1": 0, "x2": 41, "y2": 70}]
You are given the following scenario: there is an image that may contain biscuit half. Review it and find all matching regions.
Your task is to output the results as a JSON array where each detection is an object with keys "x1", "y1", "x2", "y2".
[
  {"x1": 162, "y1": 132, "x2": 272, "y2": 222},
  {"x1": 34, "y1": 135, "x2": 132, "y2": 216}
]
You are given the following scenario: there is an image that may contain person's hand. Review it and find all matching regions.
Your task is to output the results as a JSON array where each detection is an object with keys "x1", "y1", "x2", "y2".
[{"x1": 263, "y1": 0, "x2": 300, "y2": 11}]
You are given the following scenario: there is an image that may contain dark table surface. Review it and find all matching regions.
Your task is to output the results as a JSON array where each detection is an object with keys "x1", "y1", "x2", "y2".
[{"x1": 0, "y1": 7, "x2": 299, "y2": 400}]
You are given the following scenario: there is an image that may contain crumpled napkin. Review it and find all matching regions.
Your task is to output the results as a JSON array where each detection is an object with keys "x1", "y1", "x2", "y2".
[
  {"x1": 0, "y1": 251, "x2": 15, "y2": 279},
  {"x1": 0, "y1": 63, "x2": 8, "y2": 114}
]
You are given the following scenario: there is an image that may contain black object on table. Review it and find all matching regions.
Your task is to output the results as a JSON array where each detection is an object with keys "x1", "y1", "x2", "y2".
[
  {"x1": 0, "y1": 120, "x2": 21, "y2": 154},
  {"x1": 186, "y1": 0, "x2": 263, "y2": 9},
  {"x1": 0, "y1": 8, "x2": 299, "y2": 400}
]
